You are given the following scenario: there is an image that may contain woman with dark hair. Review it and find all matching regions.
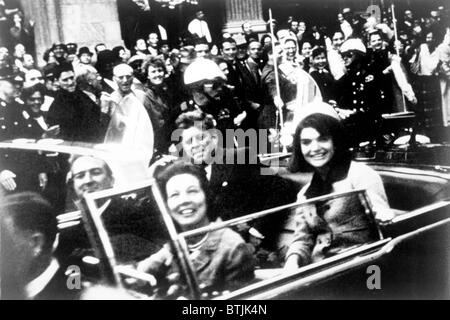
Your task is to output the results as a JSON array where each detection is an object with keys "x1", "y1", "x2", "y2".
[
  {"x1": 112, "y1": 45, "x2": 130, "y2": 64},
  {"x1": 284, "y1": 105, "x2": 392, "y2": 271},
  {"x1": 9, "y1": 11, "x2": 33, "y2": 52},
  {"x1": 299, "y1": 40, "x2": 312, "y2": 72},
  {"x1": 137, "y1": 160, "x2": 255, "y2": 294},
  {"x1": 260, "y1": 34, "x2": 273, "y2": 51},
  {"x1": 21, "y1": 83, "x2": 59, "y2": 139},
  {"x1": 309, "y1": 46, "x2": 337, "y2": 102}
]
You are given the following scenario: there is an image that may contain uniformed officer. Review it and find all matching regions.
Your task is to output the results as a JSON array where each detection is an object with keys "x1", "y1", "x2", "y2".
[
  {"x1": 0, "y1": 66, "x2": 25, "y2": 141},
  {"x1": 182, "y1": 58, "x2": 243, "y2": 134},
  {"x1": 335, "y1": 38, "x2": 384, "y2": 146},
  {"x1": 0, "y1": 66, "x2": 47, "y2": 194}
]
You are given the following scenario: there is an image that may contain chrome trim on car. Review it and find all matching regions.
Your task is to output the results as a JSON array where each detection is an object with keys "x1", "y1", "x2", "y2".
[{"x1": 180, "y1": 189, "x2": 371, "y2": 239}]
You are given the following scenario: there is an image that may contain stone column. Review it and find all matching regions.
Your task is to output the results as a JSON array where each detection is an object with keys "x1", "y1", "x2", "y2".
[
  {"x1": 20, "y1": 0, "x2": 123, "y2": 67},
  {"x1": 223, "y1": 0, "x2": 266, "y2": 35}
]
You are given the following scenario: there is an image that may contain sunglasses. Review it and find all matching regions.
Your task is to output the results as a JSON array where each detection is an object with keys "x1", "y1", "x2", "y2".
[
  {"x1": 341, "y1": 52, "x2": 355, "y2": 59},
  {"x1": 203, "y1": 81, "x2": 224, "y2": 90}
]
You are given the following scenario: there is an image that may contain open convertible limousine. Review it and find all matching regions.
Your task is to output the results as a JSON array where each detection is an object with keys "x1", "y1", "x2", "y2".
[{"x1": 1, "y1": 141, "x2": 449, "y2": 299}]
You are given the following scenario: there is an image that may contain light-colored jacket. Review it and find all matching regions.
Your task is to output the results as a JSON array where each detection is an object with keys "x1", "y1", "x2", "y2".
[{"x1": 285, "y1": 161, "x2": 390, "y2": 266}]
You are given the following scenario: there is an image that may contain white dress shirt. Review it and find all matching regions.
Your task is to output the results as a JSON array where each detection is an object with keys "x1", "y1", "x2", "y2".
[{"x1": 25, "y1": 258, "x2": 60, "y2": 299}]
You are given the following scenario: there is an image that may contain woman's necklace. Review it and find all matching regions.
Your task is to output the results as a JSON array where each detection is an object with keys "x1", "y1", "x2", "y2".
[{"x1": 188, "y1": 232, "x2": 210, "y2": 252}]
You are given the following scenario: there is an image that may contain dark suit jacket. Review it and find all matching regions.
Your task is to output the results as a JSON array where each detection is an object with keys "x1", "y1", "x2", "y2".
[
  {"x1": 236, "y1": 58, "x2": 263, "y2": 105},
  {"x1": 143, "y1": 84, "x2": 177, "y2": 153},
  {"x1": 47, "y1": 89, "x2": 107, "y2": 143},
  {"x1": 309, "y1": 69, "x2": 337, "y2": 102},
  {"x1": 225, "y1": 59, "x2": 244, "y2": 95},
  {"x1": 208, "y1": 148, "x2": 299, "y2": 246},
  {"x1": 235, "y1": 58, "x2": 264, "y2": 129}
]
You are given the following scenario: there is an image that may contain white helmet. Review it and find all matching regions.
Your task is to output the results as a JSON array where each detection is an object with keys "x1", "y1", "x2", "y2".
[
  {"x1": 340, "y1": 38, "x2": 366, "y2": 54},
  {"x1": 184, "y1": 59, "x2": 226, "y2": 85}
]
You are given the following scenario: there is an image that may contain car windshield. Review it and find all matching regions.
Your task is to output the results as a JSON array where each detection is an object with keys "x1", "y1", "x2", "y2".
[{"x1": 81, "y1": 182, "x2": 177, "y2": 298}]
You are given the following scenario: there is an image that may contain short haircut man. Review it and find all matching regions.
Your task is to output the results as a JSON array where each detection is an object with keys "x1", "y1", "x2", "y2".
[
  {"x1": 194, "y1": 38, "x2": 210, "y2": 59},
  {"x1": 2, "y1": 192, "x2": 57, "y2": 250},
  {"x1": 176, "y1": 109, "x2": 216, "y2": 131},
  {"x1": 221, "y1": 38, "x2": 238, "y2": 62},
  {"x1": 311, "y1": 46, "x2": 327, "y2": 59},
  {"x1": 172, "y1": 109, "x2": 298, "y2": 229},
  {"x1": 1, "y1": 192, "x2": 57, "y2": 299},
  {"x1": 23, "y1": 69, "x2": 44, "y2": 88},
  {"x1": 95, "y1": 43, "x2": 107, "y2": 54},
  {"x1": 69, "y1": 155, "x2": 114, "y2": 200},
  {"x1": 174, "y1": 110, "x2": 218, "y2": 165},
  {"x1": 54, "y1": 62, "x2": 74, "y2": 82},
  {"x1": 148, "y1": 32, "x2": 159, "y2": 47},
  {"x1": 247, "y1": 40, "x2": 262, "y2": 60},
  {"x1": 112, "y1": 63, "x2": 134, "y2": 95},
  {"x1": 221, "y1": 37, "x2": 237, "y2": 48}
]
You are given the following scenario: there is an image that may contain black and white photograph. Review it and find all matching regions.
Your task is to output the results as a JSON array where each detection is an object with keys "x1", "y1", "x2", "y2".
[{"x1": 0, "y1": 0, "x2": 449, "y2": 302}]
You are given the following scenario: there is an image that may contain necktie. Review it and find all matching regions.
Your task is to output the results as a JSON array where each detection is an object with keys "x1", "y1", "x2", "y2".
[{"x1": 247, "y1": 61, "x2": 260, "y2": 85}]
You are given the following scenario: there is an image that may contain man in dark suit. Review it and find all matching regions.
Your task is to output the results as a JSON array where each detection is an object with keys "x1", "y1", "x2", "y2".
[
  {"x1": 167, "y1": 110, "x2": 299, "y2": 244},
  {"x1": 47, "y1": 63, "x2": 107, "y2": 143},
  {"x1": 236, "y1": 39, "x2": 264, "y2": 129},
  {"x1": 1, "y1": 192, "x2": 82, "y2": 299},
  {"x1": 220, "y1": 37, "x2": 244, "y2": 101}
]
